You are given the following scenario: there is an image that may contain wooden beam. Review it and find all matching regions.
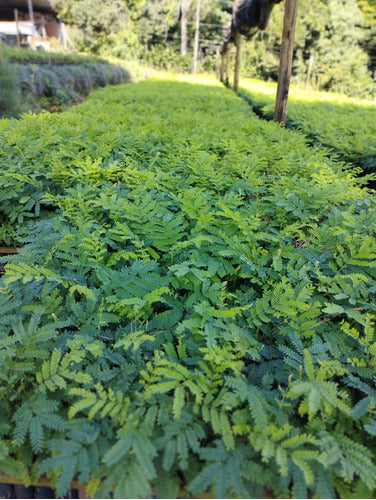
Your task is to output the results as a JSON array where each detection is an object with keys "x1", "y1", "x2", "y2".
[
  {"x1": 233, "y1": 31, "x2": 242, "y2": 93},
  {"x1": 0, "y1": 247, "x2": 18, "y2": 254},
  {"x1": 274, "y1": 0, "x2": 298, "y2": 124}
]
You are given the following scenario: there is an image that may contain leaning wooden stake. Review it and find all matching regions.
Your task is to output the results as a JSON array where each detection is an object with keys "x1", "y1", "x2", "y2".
[
  {"x1": 233, "y1": 31, "x2": 242, "y2": 93},
  {"x1": 274, "y1": 0, "x2": 298, "y2": 124}
]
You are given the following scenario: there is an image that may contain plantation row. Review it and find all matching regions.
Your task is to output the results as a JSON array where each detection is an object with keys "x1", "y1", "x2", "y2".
[
  {"x1": 1, "y1": 77, "x2": 376, "y2": 498},
  {"x1": 5, "y1": 45, "x2": 109, "y2": 66},
  {"x1": 0, "y1": 44, "x2": 131, "y2": 118},
  {"x1": 239, "y1": 79, "x2": 376, "y2": 172}
]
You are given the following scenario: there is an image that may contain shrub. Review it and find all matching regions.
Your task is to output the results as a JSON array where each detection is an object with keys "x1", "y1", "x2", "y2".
[
  {"x1": 9, "y1": 61, "x2": 130, "y2": 116},
  {"x1": 239, "y1": 78, "x2": 376, "y2": 172},
  {"x1": 143, "y1": 46, "x2": 193, "y2": 73},
  {"x1": 6, "y1": 46, "x2": 108, "y2": 66},
  {"x1": 1, "y1": 78, "x2": 376, "y2": 498}
]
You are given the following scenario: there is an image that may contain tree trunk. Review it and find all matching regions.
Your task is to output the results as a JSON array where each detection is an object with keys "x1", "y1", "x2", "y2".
[
  {"x1": 216, "y1": 47, "x2": 221, "y2": 80},
  {"x1": 180, "y1": 0, "x2": 190, "y2": 55},
  {"x1": 305, "y1": 53, "x2": 314, "y2": 89},
  {"x1": 193, "y1": 0, "x2": 201, "y2": 72}
]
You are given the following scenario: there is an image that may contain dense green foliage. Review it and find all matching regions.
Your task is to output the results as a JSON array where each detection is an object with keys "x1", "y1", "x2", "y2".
[
  {"x1": 240, "y1": 0, "x2": 376, "y2": 98},
  {"x1": 359, "y1": 0, "x2": 376, "y2": 56},
  {"x1": 1, "y1": 77, "x2": 376, "y2": 498},
  {"x1": 50, "y1": 0, "x2": 376, "y2": 98},
  {"x1": 51, "y1": 0, "x2": 227, "y2": 59},
  {"x1": 0, "y1": 45, "x2": 130, "y2": 117},
  {"x1": 239, "y1": 78, "x2": 376, "y2": 172},
  {"x1": 17, "y1": 62, "x2": 129, "y2": 109},
  {"x1": 5, "y1": 46, "x2": 108, "y2": 66}
]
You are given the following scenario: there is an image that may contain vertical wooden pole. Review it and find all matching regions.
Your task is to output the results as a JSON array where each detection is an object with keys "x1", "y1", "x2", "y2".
[
  {"x1": 14, "y1": 9, "x2": 21, "y2": 47},
  {"x1": 233, "y1": 31, "x2": 242, "y2": 93},
  {"x1": 274, "y1": 0, "x2": 298, "y2": 124},
  {"x1": 27, "y1": 0, "x2": 37, "y2": 36}
]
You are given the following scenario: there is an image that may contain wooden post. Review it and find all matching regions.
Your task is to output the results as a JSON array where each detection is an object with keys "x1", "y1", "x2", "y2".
[
  {"x1": 274, "y1": 0, "x2": 298, "y2": 124},
  {"x1": 233, "y1": 31, "x2": 242, "y2": 93},
  {"x1": 27, "y1": 0, "x2": 37, "y2": 36},
  {"x1": 225, "y1": 48, "x2": 231, "y2": 87},
  {"x1": 14, "y1": 9, "x2": 21, "y2": 47},
  {"x1": 220, "y1": 51, "x2": 225, "y2": 82}
]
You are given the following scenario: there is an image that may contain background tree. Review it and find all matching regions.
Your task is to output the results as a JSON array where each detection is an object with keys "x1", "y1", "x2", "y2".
[
  {"x1": 304, "y1": 0, "x2": 373, "y2": 96},
  {"x1": 51, "y1": 0, "x2": 136, "y2": 54},
  {"x1": 240, "y1": 0, "x2": 375, "y2": 97},
  {"x1": 180, "y1": 0, "x2": 191, "y2": 55},
  {"x1": 51, "y1": 0, "x2": 375, "y2": 97},
  {"x1": 358, "y1": 0, "x2": 376, "y2": 77}
]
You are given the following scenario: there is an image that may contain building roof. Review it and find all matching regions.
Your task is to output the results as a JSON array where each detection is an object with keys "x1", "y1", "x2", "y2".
[{"x1": 0, "y1": 1, "x2": 54, "y2": 19}]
